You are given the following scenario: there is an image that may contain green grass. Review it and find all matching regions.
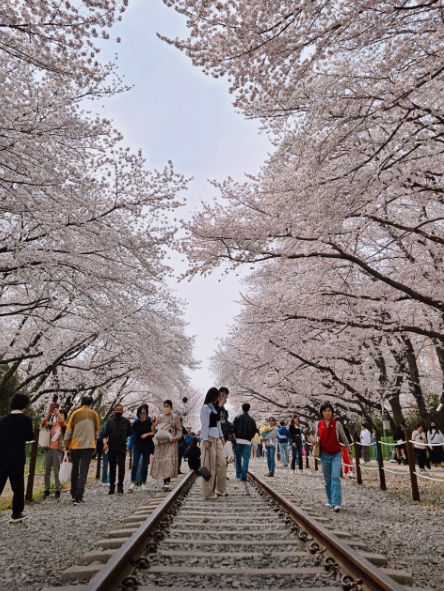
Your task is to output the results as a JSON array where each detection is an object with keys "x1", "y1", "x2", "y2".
[{"x1": 25, "y1": 444, "x2": 45, "y2": 474}]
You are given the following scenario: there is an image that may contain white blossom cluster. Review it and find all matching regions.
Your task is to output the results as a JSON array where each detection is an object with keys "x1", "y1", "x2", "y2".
[
  {"x1": 0, "y1": 1, "x2": 197, "y2": 411},
  {"x1": 164, "y1": 0, "x2": 444, "y2": 425}
]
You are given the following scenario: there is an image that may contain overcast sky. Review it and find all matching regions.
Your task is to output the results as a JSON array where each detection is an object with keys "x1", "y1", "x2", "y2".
[{"x1": 99, "y1": 0, "x2": 271, "y2": 393}]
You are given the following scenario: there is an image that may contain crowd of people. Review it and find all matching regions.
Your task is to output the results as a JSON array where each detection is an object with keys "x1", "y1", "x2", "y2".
[{"x1": 1, "y1": 389, "x2": 444, "y2": 523}]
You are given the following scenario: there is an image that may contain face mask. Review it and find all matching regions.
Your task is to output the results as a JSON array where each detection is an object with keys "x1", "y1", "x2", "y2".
[
  {"x1": 114, "y1": 412, "x2": 123, "y2": 419},
  {"x1": 164, "y1": 407, "x2": 172, "y2": 415}
]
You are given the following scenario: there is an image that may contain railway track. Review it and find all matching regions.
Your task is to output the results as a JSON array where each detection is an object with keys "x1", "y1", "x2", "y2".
[{"x1": 43, "y1": 471, "x2": 425, "y2": 591}]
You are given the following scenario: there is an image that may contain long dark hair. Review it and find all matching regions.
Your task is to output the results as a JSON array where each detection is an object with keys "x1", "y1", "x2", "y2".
[{"x1": 204, "y1": 388, "x2": 220, "y2": 406}]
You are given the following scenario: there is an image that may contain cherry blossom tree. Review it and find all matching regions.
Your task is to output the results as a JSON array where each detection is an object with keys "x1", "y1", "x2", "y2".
[
  {"x1": 0, "y1": 1, "x2": 198, "y2": 415},
  {"x1": 163, "y1": 0, "x2": 444, "y2": 425}
]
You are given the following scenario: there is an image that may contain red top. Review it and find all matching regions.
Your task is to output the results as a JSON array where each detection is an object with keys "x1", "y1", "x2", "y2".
[{"x1": 319, "y1": 418, "x2": 341, "y2": 455}]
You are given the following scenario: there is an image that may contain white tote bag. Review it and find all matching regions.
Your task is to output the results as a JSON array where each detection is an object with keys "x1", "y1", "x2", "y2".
[
  {"x1": 59, "y1": 451, "x2": 72, "y2": 485},
  {"x1": 223, "y1": 440, "x2": 234, "y2": 462},
  {"x1": 38, "y1": 428, "x2": 51, "y2": 448}
]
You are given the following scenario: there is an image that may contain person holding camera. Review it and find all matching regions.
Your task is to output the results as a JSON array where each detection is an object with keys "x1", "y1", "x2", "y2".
[{"x1": 41, "y1": 405, "x2": 67, "y2": 499}]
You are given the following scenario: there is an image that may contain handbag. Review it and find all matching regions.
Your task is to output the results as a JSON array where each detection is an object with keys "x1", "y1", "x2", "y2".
[
  {"x1": 59, "y1": 451, "x2": 72, "y2": 485},
  {"x1": 198, "y1": 445, "x2": 212, "y2": 481},
  {"x1": 154, "y1": 428, "x2": 172, "y2": 444},
  {"x1": 38, "y1": 427, "x2": 51, "y2": 448}
]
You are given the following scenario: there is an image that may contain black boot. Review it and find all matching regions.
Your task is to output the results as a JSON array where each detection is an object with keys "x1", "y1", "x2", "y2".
[{"x1": 108, "y1": 486, "x2": 115, "y2": 495}]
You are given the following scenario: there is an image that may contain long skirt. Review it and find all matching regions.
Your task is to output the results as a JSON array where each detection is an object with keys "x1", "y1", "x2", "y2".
[{"x1": 150, "y1": 442, "x2": 178, "y2": 481}]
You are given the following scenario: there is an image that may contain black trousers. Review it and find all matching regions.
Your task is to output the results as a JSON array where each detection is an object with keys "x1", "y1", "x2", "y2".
[
  {"x1": 178, "y1": 442, "x2": 184, "y2": 471},
  {"x1": 108, "y1": 446, "x2": 126, "y2": 488},
  {"x1": 414, "y1": 448, "x2": 430, "y2": 470},
  {"x1": 70, "y1": 448, "x2": 93, "y2": 501},
  {"x1": 0, "y1": 461, "x2": 25, "y2": 516}
]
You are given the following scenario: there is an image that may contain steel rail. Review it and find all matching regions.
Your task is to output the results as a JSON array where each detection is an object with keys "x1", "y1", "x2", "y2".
[
  {"x1": 83, "y1": 471, "x2": 196, "y2": 591},
  {"x1": 248, "y1": 470, "x2": 407, "y2": 591}
]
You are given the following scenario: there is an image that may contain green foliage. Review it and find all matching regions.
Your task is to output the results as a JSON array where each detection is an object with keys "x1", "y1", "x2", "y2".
[
  {"x1": 25, "y1": 404, "x2": 45, "y2": 429},
  {"x1": 0, "y1": 363, "x2": 21, "y2": 418},
  {"x1": 405, "y1": 392, "x2": 440, "y2": 429},
  {"x1": 92, "y1": 390, "x2": 110, "y2": 425}
]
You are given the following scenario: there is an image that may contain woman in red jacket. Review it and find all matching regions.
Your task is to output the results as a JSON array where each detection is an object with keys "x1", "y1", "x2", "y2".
[{"x1": 317, "y1": 402, "x2": 350, "y2": 512}]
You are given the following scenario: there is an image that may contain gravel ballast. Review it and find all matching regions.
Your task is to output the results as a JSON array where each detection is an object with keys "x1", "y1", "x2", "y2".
[
  {"x1": 1, "y1": 456, "x2": 444, "y2": 590},
  {"x1": 0, "y1": 474, "x2": 165, "y2": 591}
]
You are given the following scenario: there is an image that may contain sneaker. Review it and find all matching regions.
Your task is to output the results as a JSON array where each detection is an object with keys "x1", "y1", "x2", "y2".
[
  {"x1": 108, "y1": 488, "x2": 115, "y2": 495},
  {"x1": 10, "y1": 513, "x2": 27, "y2": 523},
  {"x1": 73, "y1": 500, "x2": 82, "y2": 506},
  {"x1": 325, "y1": 502, "x2": 332, "y2": 507},
  {"x1": 141, "y1": 484, "x2": 148, "y2": 491},
  {"x1": 43, "y1": 490, "x2": 51, "y2": 498},
  {"x1": 204, "y1": 493, "x2": 218, "y2": 500},
  {"x1": 291, "y1": 470, "x2": 295, "y2": 475},
  {"x1": 333, "y1": 506, "x2": 341, "y2": 512},
  {"x1": 101, "y1": 482, "x2": 109, "y2": 486},
  {"x1": 54, "y1": 491, "x2": 61, "y2": 500},
  {"x1": 117, "y1": 487, "x2": 124, "y2": 495},
  {"x1": 128, "y1": 483, "x2": 135, "y2": 492}
]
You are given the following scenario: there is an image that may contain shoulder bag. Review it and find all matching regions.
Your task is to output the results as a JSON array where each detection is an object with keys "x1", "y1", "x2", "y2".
[{"x1": 198, "y1": 443, "x2": 212, "y2": 481}]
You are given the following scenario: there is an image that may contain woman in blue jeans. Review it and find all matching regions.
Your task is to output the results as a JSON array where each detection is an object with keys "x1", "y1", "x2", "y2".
[
  {"x1": 317, "y1": 402, "x2": 350, "y2": 512},
  {"x1": 261, "y1": 417, "x2": 278, "y2": 477},
  {"x1": 129, "y1": 405, "x2": 154, "y2": 491}
]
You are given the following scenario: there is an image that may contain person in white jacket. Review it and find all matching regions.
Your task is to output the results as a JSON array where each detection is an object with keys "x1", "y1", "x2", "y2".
[
  {"x1": 427, "y1": 423, "x2": 444, "y2": 470},
  {"x1": 360, "y1": 424, "x2": 372, "y2": 464}
]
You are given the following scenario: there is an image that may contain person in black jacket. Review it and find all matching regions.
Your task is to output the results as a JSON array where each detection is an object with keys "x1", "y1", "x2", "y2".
[
  {"x1": 129, "y1": 405, "x2": 154, "y2": 491},
  {"x1": 0, "y1": 392, "x2": 35, "y2": 522},
  {"x1": 289, "y1": 415, "x2": 303, "y2": 473},
  {"x1": 103, "y1": 404, "x2": 132, "y2": 494},
  {"x1": 232, "y1": 403, "x2": 257, "y2": 481},
  {"x1": 186, "y1": 436, "x2": 201, "y2": 472}
]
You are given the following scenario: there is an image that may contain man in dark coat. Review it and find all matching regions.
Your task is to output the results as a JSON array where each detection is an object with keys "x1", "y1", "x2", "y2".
[{"x1": 103, "y1": 404, "x2": 132, "y2": 494}]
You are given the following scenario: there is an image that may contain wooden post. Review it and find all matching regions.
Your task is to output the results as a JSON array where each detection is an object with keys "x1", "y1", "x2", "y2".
[
  {"x1": 25, "y1": 429, "x2": 39, "y2": 502},
  {"x1": 96, "y1": 452, "x2": 102, "y2": 480},
  {"x1": 404, "y1": 427, "x2": 420, "y2": 502},
  {"x1": 375, "y1": 430, "x2": 386, "y2": 491},
  {"x1": 353, "y1": 432, "x2": 362, "y2": 485},
  {"x1": 305, "y1": 443, "x2": 309, "y2": 469}
]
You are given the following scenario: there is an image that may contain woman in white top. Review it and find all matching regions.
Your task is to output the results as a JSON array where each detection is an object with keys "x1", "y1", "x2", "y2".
[
  {"x1": 427, "y1": 423, "x2": 444, "y2": 470},
  {"x1": 200, "y1": 388, "x2": 227, "y2": 499},
  {"x1": 411, "y1": 424, "x2": 431, "y2": 471}
]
